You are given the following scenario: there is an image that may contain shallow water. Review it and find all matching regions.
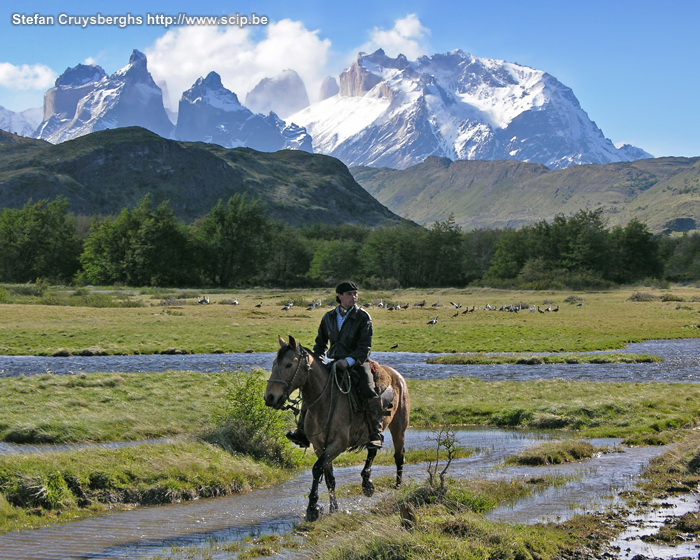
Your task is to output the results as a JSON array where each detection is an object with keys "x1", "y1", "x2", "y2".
[
  {"x1": 1, "y1": 338, "x2": 699, "y2": 382},
  {"x1": 1, "y1": 340, "x2": 699, "y2": 559},
  {"x1": 0, "y1": 429, "x2": 674, "y2": 560}
]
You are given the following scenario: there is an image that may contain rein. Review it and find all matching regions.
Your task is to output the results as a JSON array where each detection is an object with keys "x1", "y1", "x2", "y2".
[{"x1": 271, "y1": 344, "x2": 356, "y2": 445}]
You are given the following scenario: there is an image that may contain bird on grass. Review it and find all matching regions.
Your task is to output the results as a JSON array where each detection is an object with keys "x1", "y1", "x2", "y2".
[{"x1": 427, "y1": 316, "x2": 438, "y2": 325}]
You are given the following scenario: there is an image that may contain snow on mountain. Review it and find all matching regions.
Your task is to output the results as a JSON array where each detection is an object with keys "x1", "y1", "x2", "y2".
[
  {"x1": 34, "y1": 50, "x2": 173, "y2": 143},
  {"x1": 245, "y1": 69, "x2": 310, "y2": 118},
  {"x1": 290, "y1": 49, "x2": 652, "y2": 169},
  {"x1": 175, "y1": 71, "x2": 312, "y2": 152},
  {"x1": 0, "y1": 106, "x2": 42, "y2": 136}
]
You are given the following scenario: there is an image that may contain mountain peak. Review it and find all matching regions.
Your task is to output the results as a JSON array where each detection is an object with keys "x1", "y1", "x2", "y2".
[
  {"x1": 295, "y1": 49, "x2": 652, "y2": 170},
  {"x1": 245, "y1": 69, "x2": 309, "y2": 118},
  {"x1": 55, "y1": 63, "x2": 106, "y2": 87}
]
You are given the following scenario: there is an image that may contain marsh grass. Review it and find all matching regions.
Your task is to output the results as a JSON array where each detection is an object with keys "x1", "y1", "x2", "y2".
[
  {"x1": 296, "y1": 476, "x2": 587, "y2": 560},
  {"x1": 2, "y1": 373, "x2": 700, "y2": 446},
  {"x1": 1, "y1": 285, "x2": 700, "y2": 355},
  {"x1": 0, "y1": 440, "x2": 290, "y2": 533},
  {"x1": 0, "y1": 370, "x2": 258, "y2": 444},
  {"x1": 408, "y1": 377, "x2": 700, "y2": 438},
  {"x1": 504, "y1": 440, "x2": 601, "y2": 466},
  {"x1": 428, "y1": 352, "x2": 662, "y2": 365}
]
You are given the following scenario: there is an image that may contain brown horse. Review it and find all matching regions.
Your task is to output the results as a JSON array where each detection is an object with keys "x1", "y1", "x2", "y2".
[{"x1": 264, "y1": 335, "x2": 410, "y2": 521}]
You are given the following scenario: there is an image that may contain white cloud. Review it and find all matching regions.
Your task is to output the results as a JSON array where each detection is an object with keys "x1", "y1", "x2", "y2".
[
  {"x1": 358, "y1": 14, "x2": 431, "y2": 60},
  {"x1": 145, "y1": 19, "x2": 332, "y2": 110},
  {"x1": 0, "y1": 62, "x2": 56, "y2": 90}
]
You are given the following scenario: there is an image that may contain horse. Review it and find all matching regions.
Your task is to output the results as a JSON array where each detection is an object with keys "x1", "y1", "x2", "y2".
[{"x1": 264, "y1": 335, "x2": 410, "y2": 521}]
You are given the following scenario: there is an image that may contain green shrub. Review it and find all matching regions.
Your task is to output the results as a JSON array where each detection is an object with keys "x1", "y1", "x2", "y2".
[{"x1": 206, "y1": 371, "x2": 297, "y2": 467}]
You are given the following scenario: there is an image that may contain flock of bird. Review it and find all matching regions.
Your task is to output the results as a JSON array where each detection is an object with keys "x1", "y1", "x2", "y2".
[{"x1": 194, "y1": 296, "x2": 564, "y2": 327}]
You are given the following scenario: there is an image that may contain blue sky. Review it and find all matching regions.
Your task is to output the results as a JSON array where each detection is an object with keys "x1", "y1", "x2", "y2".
[{"x1": 2, "y1": 0, "x2": 698, "y2": 157}]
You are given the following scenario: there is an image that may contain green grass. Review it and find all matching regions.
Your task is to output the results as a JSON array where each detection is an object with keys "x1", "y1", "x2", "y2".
[
  {"x1": 0, "y1": 371, "x2": 239, "y2": 443},
  {"x1": 1, "y1": 284, "x2": 699, "y2": 355},
  {"x1": 0, "y1": 440, "x2": 290, "y2": 533},
  {"x1": 504, "y1": 440, "x2": 601, "y2": 466},
  {"x1": 408, "y1": 377, "x2": 700, "y2": 438},
  {"x1": 3, "y1": 372, "x2": 699, "y2": 446}
]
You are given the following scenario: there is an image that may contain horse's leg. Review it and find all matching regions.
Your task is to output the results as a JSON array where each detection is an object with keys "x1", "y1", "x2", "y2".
[
  {"x1": 324, "y1": 461, "x2": 338, "y2": 513},
  {"x1": 307, "y1": 453, "x2": 327, "y2": 521},
  {"x1": 389, "y1": 415, "x2": 407, "y2": 488},
  {"x1": 361, "y1": 447, "x2": 379, "y2": 497}
]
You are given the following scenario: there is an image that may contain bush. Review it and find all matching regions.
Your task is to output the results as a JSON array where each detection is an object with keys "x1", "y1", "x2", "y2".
[{"x1": 206, "y1": 371, "x2": 297, "y2": 467}]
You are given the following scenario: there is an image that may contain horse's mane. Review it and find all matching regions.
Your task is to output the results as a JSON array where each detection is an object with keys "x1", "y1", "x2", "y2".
[{"x1": 276, "y1": 341, "x2": 311, "y2": 362}]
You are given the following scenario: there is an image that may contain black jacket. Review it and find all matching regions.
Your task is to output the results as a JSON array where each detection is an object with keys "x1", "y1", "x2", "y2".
[{"x1": 313, "y1": 305, "x2": 373, "y2": 364}]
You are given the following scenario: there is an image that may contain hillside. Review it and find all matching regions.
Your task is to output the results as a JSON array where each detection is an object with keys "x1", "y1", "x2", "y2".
[
  {"x1": 352, "y1": 156, "x2": 700, "y2": 233},
  {"x1": 0, "y1": 127, "x2": 410, "y2": 227}
]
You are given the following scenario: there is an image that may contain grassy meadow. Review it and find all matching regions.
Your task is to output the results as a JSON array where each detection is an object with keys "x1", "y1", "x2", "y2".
[
  {"x1": 1, "y1": 282, "x2": 700, "y2": 553},
  {"x1": 0, "y1": 284, "x2": 699, "y2": 355}
]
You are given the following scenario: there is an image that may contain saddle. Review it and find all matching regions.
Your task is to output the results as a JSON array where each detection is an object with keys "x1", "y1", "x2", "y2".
[{"x1": 346, "y1": 359, "x2": 394, "y2": 414}]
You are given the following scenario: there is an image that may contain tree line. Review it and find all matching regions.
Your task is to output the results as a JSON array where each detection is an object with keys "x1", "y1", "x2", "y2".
[{"x1": 0, "y1": 195, "x2": 698, "y2": 289}]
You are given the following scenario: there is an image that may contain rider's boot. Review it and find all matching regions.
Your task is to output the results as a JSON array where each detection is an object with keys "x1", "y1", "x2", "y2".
[
  {"x1": 365, "y1": 395, "x2": 385, "y2": 449},
  {"x1": 286, "y1": 408, "x2": 310, "y2": 448}
]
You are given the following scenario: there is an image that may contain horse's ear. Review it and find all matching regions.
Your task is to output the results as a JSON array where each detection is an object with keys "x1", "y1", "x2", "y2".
[
  {"x1": 278, "y1": 335, "x2": 287, "y2": 349},
  {"x1": 288, "y1": 335, "x2": 297, "y2": 350}
]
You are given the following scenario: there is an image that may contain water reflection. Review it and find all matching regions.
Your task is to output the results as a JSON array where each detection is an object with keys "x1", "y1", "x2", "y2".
[{"x1": 1, "y1": 338, "x2": 699, "y2": 382}]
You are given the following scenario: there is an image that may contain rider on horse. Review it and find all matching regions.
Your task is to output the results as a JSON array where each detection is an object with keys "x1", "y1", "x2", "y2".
[{"x1": 286, "y1": 280, "x2": 385, "y2": 449}]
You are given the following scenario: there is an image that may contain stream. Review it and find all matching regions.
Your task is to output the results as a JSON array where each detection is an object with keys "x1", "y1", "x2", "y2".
[{"x1": 0, "y1": 339, "x2": 699, "y2": 559}]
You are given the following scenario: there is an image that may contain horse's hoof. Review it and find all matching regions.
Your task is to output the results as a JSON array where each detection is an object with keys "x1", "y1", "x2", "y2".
[
  {"x1": 305, "y1": 505, "x2": 321, "y2": 522},
  {"x1": 362, "y1": 481, "x2": 375, "y2": 497}
]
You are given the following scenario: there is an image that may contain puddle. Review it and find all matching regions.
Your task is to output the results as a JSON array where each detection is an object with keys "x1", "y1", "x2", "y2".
[{"x1": 610, "y1": 494, "x2": 700, "y2": 560}]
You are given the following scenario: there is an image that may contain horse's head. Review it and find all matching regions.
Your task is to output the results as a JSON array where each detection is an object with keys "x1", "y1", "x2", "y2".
[{"x1": 264, "y1": 335, "x2": 309, "y2": 409}]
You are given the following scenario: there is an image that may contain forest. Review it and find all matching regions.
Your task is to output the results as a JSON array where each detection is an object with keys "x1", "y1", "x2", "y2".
[{"x1": 1, "y1": 194, "x2": 699, "y2": 290}]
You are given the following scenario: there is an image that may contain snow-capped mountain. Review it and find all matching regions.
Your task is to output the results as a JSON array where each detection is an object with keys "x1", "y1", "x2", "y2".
[
  {"x1": 244, "y1": 69, "x2": 310, "y2": 118},
  {"x1": 34, "y1": 50, "x2": 174, "y2": 143},
  {"x1": 290, "y1": 49, "x2": 652, "y2": 170},
  {"x1": 175, "y1": 71, "x2": 312, "y2": 152},
  {"x1": 0, "y1": 106, "x2": 42, "y2": 137}
]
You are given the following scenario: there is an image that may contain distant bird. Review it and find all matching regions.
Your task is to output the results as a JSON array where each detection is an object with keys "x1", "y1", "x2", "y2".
[
  {"x1": 427, "y1": 316, "x2": 438, "y2": 325},
  {"x1": 450, "y1": 302, "x2": 462, "y2": 309},
  {"x1": 390, "y1": 343, "x2": 399, "y2": 350},
  {"x1": 197, "y1": 296, "x2": 209, "y2": 304},
  {"x1": 452, "y1": 311, "x2": 459, "y2": 318},
  {"x1": 282, "y1": 303, "x2": 292, "y2": 311},
  {"x1": 537, "y1": 306, "x2": 545, "y2": 314},
  {"x1": 431, "y1": 301, "x2": 441, "y2": 307},
  {"x1": 415, "y1": 300, "x2": 426, "y2": 307},
  {"x1": 232, "y1": 298, "x2": 239, "y2": 305},
  {"x1": 552, "y1": 305, "x2": 559, "y2": 312},
  {"x1": 255, "y1": 302, "x2": 263, "y2": 308}
]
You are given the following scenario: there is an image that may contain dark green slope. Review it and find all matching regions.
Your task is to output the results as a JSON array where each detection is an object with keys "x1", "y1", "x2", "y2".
[{"x1": 0, "y1": 127, "x2": 411, "y2": 227}]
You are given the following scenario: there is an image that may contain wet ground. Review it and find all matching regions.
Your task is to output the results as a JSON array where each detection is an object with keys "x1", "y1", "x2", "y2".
[
  {"x1": 1, "y1": 340, "x2": 699, "y2": 558},
  {"x1": 0, "y1": 428, "x2": 684, "y2": 560}
]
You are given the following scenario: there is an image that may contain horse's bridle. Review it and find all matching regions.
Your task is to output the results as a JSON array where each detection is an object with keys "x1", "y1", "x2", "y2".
[{"x1": 268, "y1": 345, "x2": 311, "y2": 402}]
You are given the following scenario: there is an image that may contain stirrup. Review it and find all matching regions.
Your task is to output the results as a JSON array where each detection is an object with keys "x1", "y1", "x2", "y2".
[{"x1": 286, "y1": 429, "x2": 310, "y2": 448}]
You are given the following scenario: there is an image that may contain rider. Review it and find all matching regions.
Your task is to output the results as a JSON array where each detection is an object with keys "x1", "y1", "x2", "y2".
[{"x1": 286, "y1": 280, "x2": 385, "y2": 449}]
